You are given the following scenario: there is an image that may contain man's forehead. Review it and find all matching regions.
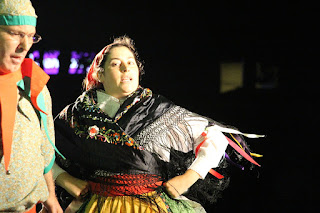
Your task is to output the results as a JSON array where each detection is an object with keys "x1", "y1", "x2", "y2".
[{"x1": 1, "y1": 25, "x2": 36, "y2": 33}]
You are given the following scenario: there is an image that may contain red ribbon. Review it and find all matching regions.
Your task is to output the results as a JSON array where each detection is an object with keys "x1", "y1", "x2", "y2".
[
  {"x1": 225, "y1": 136, "x2": 261, "y2": 167},
  {"x1": 195, "y1": 132, "x2": 224, "y2": 179},
  {"x1": 195, "y1": 131, "x2": 261, "y2": 180}
]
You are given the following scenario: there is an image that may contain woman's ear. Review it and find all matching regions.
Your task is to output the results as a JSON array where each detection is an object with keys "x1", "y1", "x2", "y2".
[{"x1": 97, "y1": 70, "x2": 104, "y2": 83}]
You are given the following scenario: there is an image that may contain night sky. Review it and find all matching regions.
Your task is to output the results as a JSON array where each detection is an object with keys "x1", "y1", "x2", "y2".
[{"x1": 30, "y1": 1, "x2": 317, "y2": 211}]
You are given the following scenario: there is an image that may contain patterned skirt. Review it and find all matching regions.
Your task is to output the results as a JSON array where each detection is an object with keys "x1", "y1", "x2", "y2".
[
  {"x1": 76, "y1": 174, "x2": 200, "y2": 213},
  {"x1": 79, "y1": 192, "x2": 199, "y2": 213}
]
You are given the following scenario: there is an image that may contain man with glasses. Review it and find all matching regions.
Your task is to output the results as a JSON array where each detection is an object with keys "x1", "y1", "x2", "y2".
[{"x1": 0, "y1": 0, "x2": 62, "y2": 212}]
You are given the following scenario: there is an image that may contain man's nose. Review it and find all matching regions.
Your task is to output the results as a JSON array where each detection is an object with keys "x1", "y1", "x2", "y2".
[{"x1": 18, "y1": 36, "x2": 32, "y2": 51}]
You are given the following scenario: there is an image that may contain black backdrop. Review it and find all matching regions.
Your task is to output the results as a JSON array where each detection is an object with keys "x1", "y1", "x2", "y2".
[{"x1": 30, "y1": 1, "x2": 317, "y2": 212}]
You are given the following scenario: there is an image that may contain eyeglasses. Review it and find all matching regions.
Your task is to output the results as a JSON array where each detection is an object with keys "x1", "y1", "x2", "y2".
[{"x1": 0, "y1": 26, "x2": 42, "y2": 43}]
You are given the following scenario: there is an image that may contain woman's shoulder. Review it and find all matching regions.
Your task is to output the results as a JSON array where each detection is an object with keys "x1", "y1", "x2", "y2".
[{"x1": 57, "y1": 89, "x2": 98, "y2": 119}]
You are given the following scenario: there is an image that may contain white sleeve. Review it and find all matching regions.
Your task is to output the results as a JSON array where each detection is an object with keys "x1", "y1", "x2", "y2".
[
  {"x1": 52, "y1": 162, "x2": 67, "y2": 181},
  {"x1": 188, "y1": 125, "x2": 229, "y2": 179}
]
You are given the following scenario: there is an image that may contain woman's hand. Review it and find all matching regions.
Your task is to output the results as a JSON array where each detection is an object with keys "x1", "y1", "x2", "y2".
[
  {"x1": 65, "y1": 199, "x2": 85, "y2": 213},
  {"x1": 164, "y1": 169, "x2": 200, "y2": 198},
  {"x1": 55, "y1": 172, "x2": 89, "y2": 198}
]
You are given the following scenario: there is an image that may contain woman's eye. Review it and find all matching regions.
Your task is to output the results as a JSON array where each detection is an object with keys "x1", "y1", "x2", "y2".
[
  {"x1": 111, "y1": 62, "x2": 120, "y2": 67},
  {"x1": 128, "y1": 60, "x2": 136, "y2": 65}
]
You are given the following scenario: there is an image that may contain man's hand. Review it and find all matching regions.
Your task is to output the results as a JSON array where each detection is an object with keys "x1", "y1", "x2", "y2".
[
  {"x1": 43, "y1": 170, "x2": 63, "y2": 213},
  {"x1": 164, "y1": 169, "x2": 200, "y2": 198},
  {"x1": 42, "y1": 196, "x2": 63, "y2": 213}
]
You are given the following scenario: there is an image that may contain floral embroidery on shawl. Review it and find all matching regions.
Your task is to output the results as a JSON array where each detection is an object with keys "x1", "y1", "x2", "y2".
[
  {"x1": 59, "y1": 87, "x2": 152, "y2": 150},
  {"x1": 76, "y1": 125, "x2": 143, "y2": 149}
]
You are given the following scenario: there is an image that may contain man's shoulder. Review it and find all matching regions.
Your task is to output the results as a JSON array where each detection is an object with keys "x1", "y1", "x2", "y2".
[{"x1": 41, "y1": 85, "x2": 50, "y2": 99}]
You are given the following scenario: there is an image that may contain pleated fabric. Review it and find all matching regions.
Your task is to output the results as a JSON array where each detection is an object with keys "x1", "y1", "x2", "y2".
[{"x1": 82, "y1": 193, "x2": 168, "y2": 213}]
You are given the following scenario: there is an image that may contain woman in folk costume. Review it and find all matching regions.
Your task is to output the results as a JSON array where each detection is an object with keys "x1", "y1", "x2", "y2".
[{"x1": 53, "y1": 36, "x2": 263, "y2": 213}]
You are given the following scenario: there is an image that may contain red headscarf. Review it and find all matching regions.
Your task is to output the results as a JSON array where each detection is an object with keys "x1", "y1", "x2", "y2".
[{"x1": 86, "y1": 45, "x2": 110, "y2": 91}]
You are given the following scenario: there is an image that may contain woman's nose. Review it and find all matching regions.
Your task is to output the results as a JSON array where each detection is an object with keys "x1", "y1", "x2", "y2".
[{"x1": 121, "y1": 63, "x2": 129, "y2": 72}]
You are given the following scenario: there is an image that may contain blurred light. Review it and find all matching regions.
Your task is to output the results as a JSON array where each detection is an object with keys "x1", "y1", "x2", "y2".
[
  {"x1": 28, "y1": 50, "x2": 41, "y2": 66},
  {"x1": 27, "y1": 50, "x2": 95, "y2": 75},
  {"x1": 43, "y1": 50, "x2": 60, "y2": 75},
  {"x1": 69, "y1": 51, "x2": 95, "y2": 75},
  {"x1": 220, "y1": 62, "x2": 243, "y2": 93}
]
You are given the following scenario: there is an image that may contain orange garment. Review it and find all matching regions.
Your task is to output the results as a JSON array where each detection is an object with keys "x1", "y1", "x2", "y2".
[
  {"x1": 0, "y1": 58, "x2": 49, "y2": 173},
  {"x1": 24, "y1": 204, "x2": 36, "y2": 213}
]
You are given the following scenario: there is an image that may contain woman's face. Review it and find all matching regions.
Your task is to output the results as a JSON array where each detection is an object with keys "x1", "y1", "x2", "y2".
[{"x1": 99, "y1": 46, "x2": 139, "y2": 99}]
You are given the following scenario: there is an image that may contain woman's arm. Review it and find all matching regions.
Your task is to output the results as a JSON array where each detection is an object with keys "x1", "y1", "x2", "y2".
[
  {"x1": 52, "y1": 163, "x2": 88, "y2": 213},
  {"x1": 53, "y1": 163, "x2": 89, "y2": 198},
  {"x1": 188, "y1": 127, "x2": 229, "y2": 179},
  {"x1": 55, "y1": 171, "x2": 89, "y2": 198},
  {"x1": 164, "y1": 114, "x2": 228, "y2": 198},
  {"x1": 164, "y1": 169, "x2": 200, "y2": 198}
]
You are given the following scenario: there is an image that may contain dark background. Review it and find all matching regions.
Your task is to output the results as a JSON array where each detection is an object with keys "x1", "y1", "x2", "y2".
[{"x1": 31, "y1": 0, "x2": 317, "y2": 212}]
